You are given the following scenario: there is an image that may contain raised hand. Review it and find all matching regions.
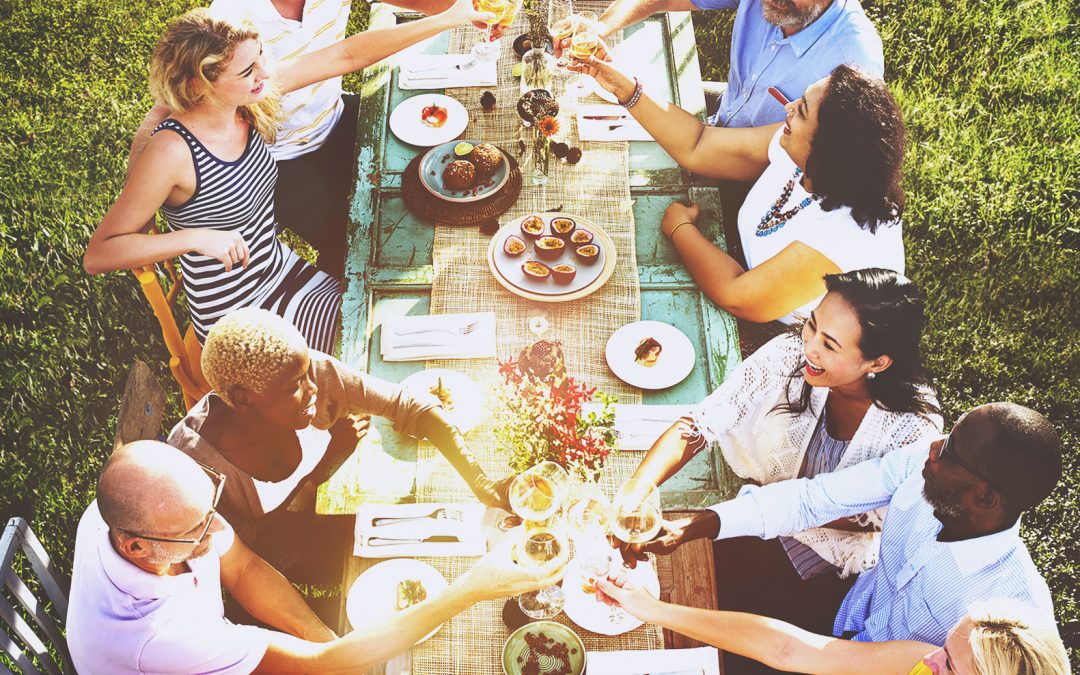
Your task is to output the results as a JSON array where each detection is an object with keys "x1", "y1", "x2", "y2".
[
  {"x1": 610, "y1": 515, "x2": 693, "y2": 568},
  {"x1": 595, "y1": 577, "x2": 662, "y2": 622},
  {"x1": 191, "y1": 229, "x2": 249, "y2": 272},
  {"x1": 455, "y1": 536, "x2": 567, "y2": 602},
  {"x1": 566, "y1": 49, "x2": 632, "y2": 101}
]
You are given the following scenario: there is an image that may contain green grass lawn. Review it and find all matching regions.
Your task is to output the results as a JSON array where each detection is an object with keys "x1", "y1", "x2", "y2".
[{"x1": 1, "y1": 0, "x2": 1077, "y2": 662}]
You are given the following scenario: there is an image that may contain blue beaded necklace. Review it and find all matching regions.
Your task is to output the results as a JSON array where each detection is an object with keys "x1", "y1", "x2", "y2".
[{"x1": 756, "y1": 167, "x2": 816, "y2": 237}]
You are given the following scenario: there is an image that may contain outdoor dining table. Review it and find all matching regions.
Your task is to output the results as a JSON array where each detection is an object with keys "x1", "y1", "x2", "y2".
[{"x1": 316, "y1": 3, "x2": 745, "y2": 672}]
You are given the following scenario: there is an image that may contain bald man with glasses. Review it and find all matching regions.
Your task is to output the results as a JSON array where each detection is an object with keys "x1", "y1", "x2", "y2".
[{"x1": 67, "y1": 441, "x2": 564, "y2": 674}]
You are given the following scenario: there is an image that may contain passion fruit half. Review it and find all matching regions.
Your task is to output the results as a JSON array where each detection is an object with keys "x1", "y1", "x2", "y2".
[
  {"x1": 503, "y1": 234, "x2": 526, "y2": 257},
  {"x1": 521, "y1": 260, "x2": 551, "y2": 281},
  {"x1": 550, "y1": 217, "x2": 577, "y2": 240},
  {"x1": 575, "y1": 243, "x2": 600, "y2": 265},
  {"x1": 534, "y1": 236, "x2": 566, "y2": 261},
  {"x1": 569, "y1": 229, "x2": 594, "y2": 245},
  {"x1": 520, "y1": 215, "x2": 545, "y2": 239},
  {"x1": 551, "y1": 263, "x2": 577, "y2": 285}
]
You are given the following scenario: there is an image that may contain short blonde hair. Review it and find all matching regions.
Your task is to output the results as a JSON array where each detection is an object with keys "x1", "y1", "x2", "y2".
[
  {"x1": 149, "y1": 9, "x2": 281, "y2": 144},
  {"x1": 202, "y1": 308, "x2": 308, "y2": 405},
  {"x1": 967, "y1": 600, "x2": 1069, "y2": 675}
]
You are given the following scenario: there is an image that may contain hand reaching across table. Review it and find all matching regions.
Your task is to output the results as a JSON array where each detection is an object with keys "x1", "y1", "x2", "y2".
[
  {"x1": 454, "y1": 535, "x2": 568, "y2": 602},
  {"x1": 610, "y1": 510, "x2": 720, "y2": 568}
]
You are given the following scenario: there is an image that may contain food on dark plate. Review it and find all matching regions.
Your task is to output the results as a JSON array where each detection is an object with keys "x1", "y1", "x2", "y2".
[
  {"x1": 534, "y1": 236, "x2": 566, "y2": 260},
  {"x1": 550, "y1": 217, "x2": 576, "y2": 240},
  {"x1": 395, "y1": 579, "x2": 427, "y2": 610},
  {"x1": 550, "y1": 263, "x2": 577, "y2": 285},
  {"x1": 442, "y1": 160, "x2": 475, "y2": 191},
  {"x1": 420, "y1": 103, "x2": 448, "y2": 128},
  {"x1": 521, "y1": 260, "x2": 551, "y2": 281},
  {"x1": 470, "y1": 143, "x2": 504, "y2": 176},
  {"x1": 520, "y1": 215, "x2": 545, "y2": 239},
  {"x1": 634, "y1": 337, "x2": 663, "y2": 367},
  {"x1": 503, "y1": 235, "x2": 527, "y2": 256},
  {"x1": 569, "y1": 229, "x2": 594, "y2": 245},
  {"x1": 574, "y1": 244, "x2": 599, "y2": 264}
]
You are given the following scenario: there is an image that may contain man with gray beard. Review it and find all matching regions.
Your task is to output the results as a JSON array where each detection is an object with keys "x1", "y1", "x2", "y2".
[{"x1": 615, "y1": 402, "x2": 1061, "y2": 673}]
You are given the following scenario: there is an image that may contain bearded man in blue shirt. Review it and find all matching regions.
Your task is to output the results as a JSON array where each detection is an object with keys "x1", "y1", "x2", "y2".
[{"x1": 615, "y1": 402, "x2": 1061, "y2": 675}]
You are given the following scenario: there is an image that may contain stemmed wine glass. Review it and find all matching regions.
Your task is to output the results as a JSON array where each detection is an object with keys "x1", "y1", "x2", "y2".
[
  {"x1": 565, "y1": 12, "x2": 600, "y2": 95},
  {"x1": 471, "y1": 0, "x2": 518, "y2": 61},
  {"x1": 606, "y1": 479, "x2": 662, "y2": 620},
  {"x1": 509, "y1": 462, "x2": 571, "y2": 619},
  {"x1": 548, "y1": 0, "x2": 575, "y2": 70},
  {"x1": 566, "y1": 481, "x2": 612, "y2": 597}
]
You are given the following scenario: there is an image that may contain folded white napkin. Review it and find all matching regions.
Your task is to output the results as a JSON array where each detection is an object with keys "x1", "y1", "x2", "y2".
[
  {"x1": 381, "y1": 312, "x2": 497, "y2": 362},
  {"x1": 582, "y1": 403, "x2": 693, "y2": 450},
  {"x1": 398, "y1": 54, "x2": 497, "y2": 90},
  {"x1": 355, "y1": 503, "x2": 486, "y2": 557},
  {"x1": 586, "y1": 647, "x2": 720, "y2": 675},
  {"x1": 576, "y1": 104, "x2": 653, "y2": 142}
]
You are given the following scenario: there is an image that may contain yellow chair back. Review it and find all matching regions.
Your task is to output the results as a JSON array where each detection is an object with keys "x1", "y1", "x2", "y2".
[{"x1": 130, "y1": 258, "x2": 210, "y2": 410}]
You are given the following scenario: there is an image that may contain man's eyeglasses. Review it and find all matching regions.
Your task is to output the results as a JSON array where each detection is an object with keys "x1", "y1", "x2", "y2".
[
  {"x1": 938, "y1": 433, "x2": 1003, "y2": 498},
  {"x1": 115, "y1": 460, "x2": 227, "y2": 545}
]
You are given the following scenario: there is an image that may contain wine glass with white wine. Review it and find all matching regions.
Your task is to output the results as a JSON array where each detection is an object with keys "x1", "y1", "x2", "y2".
[
  {"x1": 548, "y1": 0, "x2": 575, "y2": 70},
  {"x1": 605, "y1": 479, "x2": 661, "y2": 620},
  {"x1": 566, "y1": 482, "x2": 612, "y2": 596},
  {"x1": 508, "y1": 461, "x2": 569, "y2": 523},
  {"x1": 515, "y1": 514, "x2": 571, "y2": 619},
  {"x1": 471, "y1": 0, "x2": 516, "y2": 61},
  {"x1": 565, "y1": 11, "x2": 600, "y2": 96}
]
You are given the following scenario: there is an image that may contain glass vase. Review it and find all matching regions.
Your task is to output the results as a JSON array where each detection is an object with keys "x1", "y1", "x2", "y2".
[
  {"x1": 523, "y1": 126, "x2": 551, "y2": 185},
  {"x1": 520, "y1": 45, "x2": 555, "y2": 95}
]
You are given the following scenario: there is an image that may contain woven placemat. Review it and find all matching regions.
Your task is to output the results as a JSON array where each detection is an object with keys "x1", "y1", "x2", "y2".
[{"x1": 402, "y1": 148, "x2": 523, "y2": 228}]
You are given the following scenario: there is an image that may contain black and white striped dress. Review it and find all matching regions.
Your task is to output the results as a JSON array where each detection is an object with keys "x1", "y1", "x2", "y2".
[{"x1": 154, "y1": 119, "x2": 340, "y2": 353}]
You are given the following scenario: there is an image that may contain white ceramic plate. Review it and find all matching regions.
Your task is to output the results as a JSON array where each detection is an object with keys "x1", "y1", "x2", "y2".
[
  {"x1": 562, "y1": 557, "x2": 661, "y2": 635},
  {"x1": 605, "y1": 321, "x2": 695, "y2": 390},
  {"x1": 346, "y1": 559, "x2": 449, "y2": 642},
  {"x1": 389, "y1": 94, "x2": 469, "y2": 147},
  {"x1": 490, "y1": 214, "x2": 607, "y2": 296},
  {"x1": 400, "y1": 368, "x2": 484, "y2": 433}
]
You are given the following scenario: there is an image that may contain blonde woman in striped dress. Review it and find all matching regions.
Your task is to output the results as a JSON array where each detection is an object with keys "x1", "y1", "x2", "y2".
[{"x1": 84, "y1": 2, "x2": 487, "y2": 351}]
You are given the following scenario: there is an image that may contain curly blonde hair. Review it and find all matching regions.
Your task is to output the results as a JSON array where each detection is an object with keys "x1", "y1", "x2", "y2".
[
  {"x1": 201, "y1": 308, "x2": 308, "y2": 405},
  {"x1": 967, "y1": 599, "x2": 1069, "y2": 675},
  {"x1": 149, "y1": 8, "x2": 281, "y2": 144}
]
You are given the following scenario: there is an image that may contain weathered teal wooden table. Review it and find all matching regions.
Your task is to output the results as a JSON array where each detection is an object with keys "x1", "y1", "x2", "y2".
[{"x1": 319, "y1": 5, "x2": 743, "y2": 517}]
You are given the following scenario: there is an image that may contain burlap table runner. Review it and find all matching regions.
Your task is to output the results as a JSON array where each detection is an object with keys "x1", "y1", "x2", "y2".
[{"x1": 405, "y1": 6, "x2": 663, "y2": 671}]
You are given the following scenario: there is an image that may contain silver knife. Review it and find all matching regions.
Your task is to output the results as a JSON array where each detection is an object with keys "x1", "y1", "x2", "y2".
[
  {"x1": 393, "y1": 339, "x2": 461, "y2": 349},
  {"x1": 367, "y1": 535, "x2": 461, "y2": 546}
]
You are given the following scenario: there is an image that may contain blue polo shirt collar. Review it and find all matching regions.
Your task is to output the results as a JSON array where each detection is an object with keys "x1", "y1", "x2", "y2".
[{"x1": 783, "y1": 0, "x2": 846, "y2": 57}]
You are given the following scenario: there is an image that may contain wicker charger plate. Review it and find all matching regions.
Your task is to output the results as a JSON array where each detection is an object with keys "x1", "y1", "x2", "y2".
[
  {"x1": 486, "y1": 214, "x2": 618, "y2": 303},
  {"x1": 402, "y1": 146, "x2": 522, "y2": 227}
]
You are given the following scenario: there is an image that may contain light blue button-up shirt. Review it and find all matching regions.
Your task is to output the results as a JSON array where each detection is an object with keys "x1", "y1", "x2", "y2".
[
  {"x1": 710, "y1": 441, "x2": 1055, "y2": 644},
  {"x1": 692, "y1": 0, "x2": 884, "y2": 128}
]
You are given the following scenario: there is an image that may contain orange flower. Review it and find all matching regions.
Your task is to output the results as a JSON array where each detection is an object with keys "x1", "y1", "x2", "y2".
[{"x1": 538, "y1": 116, "x2": 559, "y2": 138}]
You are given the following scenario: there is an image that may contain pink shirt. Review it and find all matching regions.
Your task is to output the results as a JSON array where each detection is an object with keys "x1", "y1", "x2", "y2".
[{"x1": 67, "y1": 502, "x2": 269, "y2": 674}]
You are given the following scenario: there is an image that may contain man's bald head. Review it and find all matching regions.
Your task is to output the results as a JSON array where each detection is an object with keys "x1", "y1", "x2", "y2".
[{"x1": 98, "y1": 441, "x2": 214, "y2": 538}]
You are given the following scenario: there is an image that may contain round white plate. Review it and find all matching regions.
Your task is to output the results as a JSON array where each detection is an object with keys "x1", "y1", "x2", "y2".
[
  {"x1": 605, "y1": 320, "x2": 695, "y2": 390},
  {"x1": 400, "y1": 368, "x2": 484, "y2": 433},
  {"x1": 489, "y1": 213, "x2": 609, "y2": 297},
  {"x1": 562, "y1": 557, "x2": 660, "y2": 635},
  {"x1": 346, "y1": 559, "x2": 449, "y2": 642},
  {"x1": 389, "y1": 94, "x2": 468, "y2": 147}
]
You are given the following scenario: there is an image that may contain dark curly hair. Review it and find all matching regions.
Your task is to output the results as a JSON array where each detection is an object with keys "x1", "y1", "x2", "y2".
[
  {"x1": 806, "y1": 64, "x2": 906, "y2": 233},
  {"x1": 774, "y1": 268, "x2": 941, "y2": 421}
]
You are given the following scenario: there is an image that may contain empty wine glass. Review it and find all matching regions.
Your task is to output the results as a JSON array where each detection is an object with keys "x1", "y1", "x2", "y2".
[{"x1": 515, "y1": 514, "x2": 570, "y2": 619}]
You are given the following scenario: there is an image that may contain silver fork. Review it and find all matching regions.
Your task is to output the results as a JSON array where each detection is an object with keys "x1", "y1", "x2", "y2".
[
  {"x1": 371, "y1": 507, "x2": 464, "y2": 528},
  {"x1": 395, "y1": 321, "x2": 480, "y2": 337}
]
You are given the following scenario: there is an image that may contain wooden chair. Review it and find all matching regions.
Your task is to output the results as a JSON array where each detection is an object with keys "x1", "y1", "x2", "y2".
[
  {"x1": 130, "y1": 257, "x2": 210, "y2": 410},
  {"x1": 0, "y1": 518, "x2": 73, "y2": 675}
]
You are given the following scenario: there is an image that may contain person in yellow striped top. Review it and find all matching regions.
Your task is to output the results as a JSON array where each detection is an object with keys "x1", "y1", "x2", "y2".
[{"x1": 130, "y1": 0, "x2": 480, "y2": 278}]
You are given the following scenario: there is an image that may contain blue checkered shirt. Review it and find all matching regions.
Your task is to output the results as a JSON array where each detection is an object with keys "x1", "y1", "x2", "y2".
[
  {"x1": 710, "y1": 441, "x2": 1055, "y2": 644},
  {"x1": 691, "y1": 0, "x2": 884, "y2": 128}
]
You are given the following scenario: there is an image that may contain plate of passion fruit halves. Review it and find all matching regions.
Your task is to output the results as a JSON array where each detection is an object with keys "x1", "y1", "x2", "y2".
[{"x1": 487, "y1": 213, "x2": 617, "y2": 302}]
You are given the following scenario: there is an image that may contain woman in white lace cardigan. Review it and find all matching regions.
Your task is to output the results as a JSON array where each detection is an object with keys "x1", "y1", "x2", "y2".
[{"x1": 618, "y1": 269, "x2": 942, "y2": 668}]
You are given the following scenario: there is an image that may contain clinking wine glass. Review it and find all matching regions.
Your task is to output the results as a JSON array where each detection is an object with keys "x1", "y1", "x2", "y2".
[
  {"x1": 515, "y1": 514, "x2": 570, "y2": 619},
  {"x1": 566, "y1": 483, "x2": 612, "y2": 596},
  {"x1": 471, "y1": 0, "x2": 515, "y2": 61},
  {"x1": 508, "y1": 461, "x2": 569, "y2": 523},
  {"x1": 565, "y1": 12, "x2": 600, "y2": 95},
  {"x1": 607, "y1": 479, "x2": 662, "y2": 621},
  {"x1": 548, "y1": 0, "x2": 575, "y2": 70}
]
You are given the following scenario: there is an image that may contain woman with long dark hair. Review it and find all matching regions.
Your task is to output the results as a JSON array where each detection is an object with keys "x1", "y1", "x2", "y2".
[
  {"x1": 618, "y1": 269, "x2": 941, "y2": 672},
  {"x1": 569, "y1": 58, "x2": 907, "y2": 325}
]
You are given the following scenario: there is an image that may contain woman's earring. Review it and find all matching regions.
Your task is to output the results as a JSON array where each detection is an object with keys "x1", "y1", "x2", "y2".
[{"x1": 866, "y1": 372, "x2": 876, "y2": 380}]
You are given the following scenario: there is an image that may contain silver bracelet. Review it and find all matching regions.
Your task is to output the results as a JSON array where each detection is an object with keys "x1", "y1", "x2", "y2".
[{"x1": 619, "y1": 77, "x2": 643, "y2": 109}]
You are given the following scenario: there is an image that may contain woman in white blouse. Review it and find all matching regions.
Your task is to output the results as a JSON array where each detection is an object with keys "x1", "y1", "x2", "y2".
[
  {"x1": 570, "y1": 59, "x2": 906, "y2": 325},
  {"x1": 617, "y1": 269, "x2": 942, "y2": 668}
]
